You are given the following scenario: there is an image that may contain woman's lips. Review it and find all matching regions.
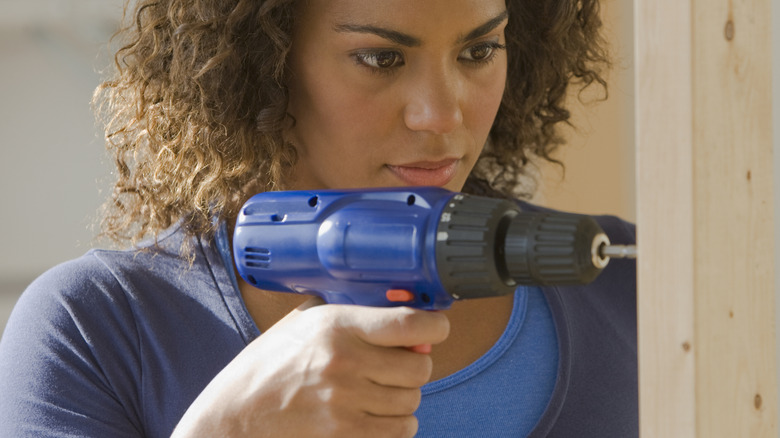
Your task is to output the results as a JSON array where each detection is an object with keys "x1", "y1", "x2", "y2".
[{"x1": 386, "y1": 159, "x2": 459, "y2": 187}]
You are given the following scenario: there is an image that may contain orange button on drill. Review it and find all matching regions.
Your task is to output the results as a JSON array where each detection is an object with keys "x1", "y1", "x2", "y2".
[{"x1": 385, "y1": 289, "x2": 415, "y2": 303}]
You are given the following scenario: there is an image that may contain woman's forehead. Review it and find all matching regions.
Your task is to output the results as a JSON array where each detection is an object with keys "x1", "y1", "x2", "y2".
[{"x1": 296, "y1": 0, "x2": 508, "y2": 43}]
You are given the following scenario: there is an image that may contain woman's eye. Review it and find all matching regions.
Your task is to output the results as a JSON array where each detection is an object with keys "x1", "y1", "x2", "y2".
[
  {"x1": 354, "y1": 50, "x2": 405, "y2": 70},
  {"x1": 459, "y1": 42, "x2": 506, "y2": 63}
]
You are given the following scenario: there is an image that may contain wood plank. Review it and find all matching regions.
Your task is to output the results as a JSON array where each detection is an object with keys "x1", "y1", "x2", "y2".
[
  {"x1": 691, "y1": 0, "x2": 776, "y2": 435},
  {"x1": 635, "y1": 0, "x2": 696, "y2": 435},
  {"x1": 636, "y1": 0, "x2": 776, "y2": 436}
]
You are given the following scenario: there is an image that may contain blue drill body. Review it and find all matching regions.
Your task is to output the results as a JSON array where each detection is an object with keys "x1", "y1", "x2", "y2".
[
  {"x1": 233, "y1": 187, "x2": 609, "y2": 310},
  {"x1": 234, "y1": 187, "x2": 457, "y2": 309}
]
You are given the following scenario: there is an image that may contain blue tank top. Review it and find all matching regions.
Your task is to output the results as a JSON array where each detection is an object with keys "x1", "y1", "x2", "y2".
[{"x1": 415, "y1": 286, "x2": 558, "y2": 436}]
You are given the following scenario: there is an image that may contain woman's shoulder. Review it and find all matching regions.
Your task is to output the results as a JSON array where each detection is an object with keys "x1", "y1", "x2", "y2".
[
  {"x1": 6, "y1": 249, "x2": 156, "y2": 350},
  {"x1": 24, "y1": 227, "x2": 190, "y2": 300},
  {"x1": 1, "y1": 223, "x2": 237, "y2": 380},
  {"x1": 0, "y1": 226, "x2": 226, "y2": 437},
  {"x1": 19, "y1": 250, "x2": 135, "y2": 317},
  {"x1": 8, "y1": 225, "x2": 212, "y2": 337}
]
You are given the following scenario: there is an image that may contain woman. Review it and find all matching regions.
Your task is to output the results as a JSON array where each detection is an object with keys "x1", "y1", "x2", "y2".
[{"x1": 0, "y1": 0, "x2": 637, "y2": 436}]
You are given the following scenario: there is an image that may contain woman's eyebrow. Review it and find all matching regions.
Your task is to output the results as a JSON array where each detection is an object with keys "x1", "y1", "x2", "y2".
[
  {"x1": 334, "y1": 23, "x2": 421, "y2": 47},
  {"x1": 459, "y1": 10, "x2": 509, "y2": 43},
  {"x1": 333, "y1": 10, "x2": 509, "y2": 48}
]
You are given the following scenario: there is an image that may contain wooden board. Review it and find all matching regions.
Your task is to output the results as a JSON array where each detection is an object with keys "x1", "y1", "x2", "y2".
[{"x1": 635, "y1": 0, "x2": 777, "y2": 436}]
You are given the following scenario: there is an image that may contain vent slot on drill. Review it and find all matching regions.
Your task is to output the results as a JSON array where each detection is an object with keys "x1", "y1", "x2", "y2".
[{"x1": 245, "y1": 247, "x2": 271, "y2": 268}]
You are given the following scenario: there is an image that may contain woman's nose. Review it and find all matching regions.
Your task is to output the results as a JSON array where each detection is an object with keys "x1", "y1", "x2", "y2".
[{"x1": 403, "y1": 67, "x2": 464, "y2": 135}]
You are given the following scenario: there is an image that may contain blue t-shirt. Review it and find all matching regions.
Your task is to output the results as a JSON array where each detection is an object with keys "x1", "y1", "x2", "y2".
[{"x1": 0, "y1": 203, "x2": 637, "y2": 437}]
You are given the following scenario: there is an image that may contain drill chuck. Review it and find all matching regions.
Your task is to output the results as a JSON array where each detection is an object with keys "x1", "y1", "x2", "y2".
[{"x1": 433, "y1": 193, "x2": 614, "y2": 301}]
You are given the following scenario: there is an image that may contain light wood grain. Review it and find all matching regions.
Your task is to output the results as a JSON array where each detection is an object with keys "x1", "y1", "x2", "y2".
[
  {"x1": 635, "y1": 0, "x2": 696, "y2": 435},
  {"x1": 636, "y1": 0, "x2": 777, "y2": 436}
]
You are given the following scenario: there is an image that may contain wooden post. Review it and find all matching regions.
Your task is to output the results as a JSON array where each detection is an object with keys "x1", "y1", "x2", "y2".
[{"x1": 635, "y1": 0, "x2": 777, "y2": 436}]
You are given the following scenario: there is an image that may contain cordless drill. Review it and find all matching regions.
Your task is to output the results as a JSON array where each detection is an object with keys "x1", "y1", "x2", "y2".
[{"x1": 233, "y1": 187, "x2": 636, "y2": 310}]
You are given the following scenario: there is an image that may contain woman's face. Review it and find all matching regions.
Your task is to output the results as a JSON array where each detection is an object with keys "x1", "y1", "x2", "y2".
[{"x1": 285, "y1": 0, "x2": 508, "y2": 192}]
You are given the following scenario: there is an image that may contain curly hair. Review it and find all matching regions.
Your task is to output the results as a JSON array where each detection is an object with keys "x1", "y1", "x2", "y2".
[{"x1": 95, "y1": 0, "x2": 609, "y2": 246}]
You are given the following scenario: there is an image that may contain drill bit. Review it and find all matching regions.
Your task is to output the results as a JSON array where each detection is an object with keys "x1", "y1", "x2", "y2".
[{"x1": 600, "y1": 244, "x2": 638, "y2": 259}]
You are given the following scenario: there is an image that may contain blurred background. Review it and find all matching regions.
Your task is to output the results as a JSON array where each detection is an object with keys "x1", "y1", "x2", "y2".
[
  {"x1": 1, "y1": 0, "x2": 124, "y2": 331},
  {"x1": 0, "y1": 0, "x2": 774, "y2": 336}
]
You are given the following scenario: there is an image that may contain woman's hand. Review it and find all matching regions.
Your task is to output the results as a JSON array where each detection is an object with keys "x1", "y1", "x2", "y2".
[{"x1": 171, "y1": 298, "x2": 450, "y2": 438}]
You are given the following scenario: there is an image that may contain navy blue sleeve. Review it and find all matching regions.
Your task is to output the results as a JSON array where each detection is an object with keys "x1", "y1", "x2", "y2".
[
  {"x1": 0, "y1": 254, "x2": 145, "y2": 438},
  {"x1": 540, "y1": 213, "x2": 638, "y2": 438}
]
